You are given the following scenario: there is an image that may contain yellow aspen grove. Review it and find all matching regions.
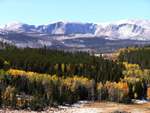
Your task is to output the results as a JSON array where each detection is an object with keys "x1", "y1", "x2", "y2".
[{"x1": 5, "y1": 69, "x2": 93, "y2": 95}]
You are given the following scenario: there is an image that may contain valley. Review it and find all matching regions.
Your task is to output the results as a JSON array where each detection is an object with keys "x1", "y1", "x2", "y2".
[{"x1": 0, "y1": 19, "x2": 150, "y2": 112}]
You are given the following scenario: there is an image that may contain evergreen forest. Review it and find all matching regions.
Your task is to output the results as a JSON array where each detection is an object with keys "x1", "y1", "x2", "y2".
[{"x1": 0, "y1": 42, "x2": 149, "y2": 111}]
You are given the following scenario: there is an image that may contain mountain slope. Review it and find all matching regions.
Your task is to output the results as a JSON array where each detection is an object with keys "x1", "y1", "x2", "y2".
[
  {"x1": 1, "y1": 19, "x2": 150, "y2": 53},
  {"x1": 1, "y1": 19, "x2": 150, "y2": 40}
]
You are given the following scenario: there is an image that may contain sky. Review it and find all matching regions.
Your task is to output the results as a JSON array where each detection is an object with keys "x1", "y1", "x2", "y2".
[{"x1": 0, "y1": 0, "x2": 150, "y2": 26}]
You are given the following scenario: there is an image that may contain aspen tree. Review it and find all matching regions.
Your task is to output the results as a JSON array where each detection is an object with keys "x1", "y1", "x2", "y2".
[{"x1": 97, "y1": 82, "x2": 103, "y2": 101}]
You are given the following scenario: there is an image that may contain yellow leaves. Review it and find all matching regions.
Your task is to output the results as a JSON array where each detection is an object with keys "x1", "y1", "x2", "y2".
[
  {"x1": 117, "y1": 82, "x2": 129, "y2": 98},
  {"x1": 17, "y1": 100, "x2": 22, "y2": 107},
  {"x1": 97, "y1": 82, "x2": 103, "y2": 90},
  {"x1": 118, "y1": 47, "x2": 135, "y2": 56},
  {"x1": 63, "y1": 76, "x2": 91, "y2": 92},
  {"x1": 4, "y1": 68, "x2": 92, "y2": 94},
  {"x1": 121, "y1": 62, "x2": 148, "y2": 86},
  {"x1": 126, "y1": 64, "x2": 133, "y2": 70},
  {"x1": 71, "y1": 86, "x2": 75, "y2": 92},
  {"x1": 118, "y1": 48, "x2": 125, "y2": 55},
  {"x1": 136, "y1": 64, "x2": 140, "y2": 70},
  {"x1": 0, "y1": 69, "x2": 5, "y2": 79},
  {"x1": 135, "y1": 78, "x2": 140, "y2": 82},
  {"x1": 10, "y1": 93, "x2": 13, "y2": 101},
  {"x1": 127, "y1": 70, "x2": 133, "y2": 76},
  {"x1": 51, "y1": 74, "x2": 58, "y2": 84},
  {"x1": 144, "y1": 69, "x2": 150, "y2": 79},
  {"x1": 147, "y1": 88, "x2": 150, "y2": 100},
  {"x1": 134, "y1": 93, "x2": 138, "y2": 99},
  {"x1": 4, "y1": 85, "x2": 15, "y2": 100},
  {"x1": 58, "y1": 77, "x2": 64, "y2": 86},
  {"x1": 71, "y1": 80, "x2": 78, "y2": 92},
  {"x1": 122, "y1": 71, "x2": 127, "y2": 75},
  {"x1": 79, "y1": 63, "x2": 83, "y2": 68},
  {"x1": 115, "y1": 50, "x2": 118, "y2": 54},
  {"x1": 121, "y1": 93, "x2": 124, "y2": 98},
  {"x1": 105, "y1": 81, "x2": 110, "y2": 85},
  {"x1": 124, "y1": 83, "x2": 129, "y2": 94},
  {"x1": 10, "y1": 69, "x2": 18, "y2": 77},
  {"x1": 43, "y1": 75, "x2": 51, "y2": 85},
  {"x1": 141, "y1": 83, "x2": 144, "y2": 88},
  {"x1": 144, "y1": 69, "x2": 149, "y2": 74},
  {"x1": 66, "y1": 63, "x2": 70, "y2": 71},
  {"x1": 82, "y1": 77, "x2": 89, "y2": 85},
  {"x1": 134, "y1": 70, "x2": 139, "y2": 75},
  {"x1": 123, "y1": 62, "x2": 140, "y2": 70},
  {"x1": 4, "y1": 60, "x2": 10, "y2": 65},
  {"x1": 54, "y1": 64, "x2": 58, "y2": 70},
  {"x1": 103, "y1": 81, "x2": 129, "y2": 101},
  {"x1": 91, "y1": 65, "x2": 94, "y2": 69},
  {"x1": 132, "y1": 85, "x2": 135, "y2": 92},
  {"x1": 61, "y1": 63, "x2": 65, "y2": 72},
  {"x1": 67, "y1": 81, "x2": 71, "y2": 86}
]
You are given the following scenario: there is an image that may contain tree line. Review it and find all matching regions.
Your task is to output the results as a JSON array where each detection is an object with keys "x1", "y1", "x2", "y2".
[{"x1": 118, "y1": 46, "x2": 150, "y2": 69}]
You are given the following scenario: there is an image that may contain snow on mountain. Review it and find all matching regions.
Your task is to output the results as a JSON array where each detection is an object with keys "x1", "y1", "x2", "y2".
[{"x1": 0, "y1": 19, "x2": 150, "y2": 40}]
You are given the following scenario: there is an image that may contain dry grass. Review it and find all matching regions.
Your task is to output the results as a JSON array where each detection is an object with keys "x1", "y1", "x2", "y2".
[
  {"x1": 1, "y1": 102, "x2": 150, "y2": 113},
  {"x1": 85, "y1": 101, "x2": 150, "y2": 113}
]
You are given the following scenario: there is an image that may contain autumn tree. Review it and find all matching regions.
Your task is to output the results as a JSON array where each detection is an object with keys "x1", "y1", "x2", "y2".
[
  {"x1": 97, "y1": 82, "x2": 103, "y2": 101},
  {"x1": 147, "y1": 88, "x2": 150, "y2": 100}
]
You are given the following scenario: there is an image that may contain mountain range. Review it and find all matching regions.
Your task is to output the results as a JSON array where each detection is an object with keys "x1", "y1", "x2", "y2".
[{"x1": 0, "y1": 19, "x2": 150, "y2": 53}]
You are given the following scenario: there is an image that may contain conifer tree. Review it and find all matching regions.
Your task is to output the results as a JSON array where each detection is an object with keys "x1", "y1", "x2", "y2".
[{"x1": 0, "y1": 88, "x2": 2, "y2": 108}]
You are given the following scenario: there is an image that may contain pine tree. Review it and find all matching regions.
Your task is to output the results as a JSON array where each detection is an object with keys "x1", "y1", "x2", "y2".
[{"x1": 0, "y1": 88, "x2": 2, "y2": 108}]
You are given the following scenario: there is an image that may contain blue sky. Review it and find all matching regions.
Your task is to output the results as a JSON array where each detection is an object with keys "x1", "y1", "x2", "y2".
[{"x1": 0, "y1": 0, "x2": 150, "y2": 26}]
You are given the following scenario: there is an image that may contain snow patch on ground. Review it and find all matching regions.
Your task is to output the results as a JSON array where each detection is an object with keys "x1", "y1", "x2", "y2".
[{"x1": 131, "y1": 99, "x2": 147, "y2": 104}]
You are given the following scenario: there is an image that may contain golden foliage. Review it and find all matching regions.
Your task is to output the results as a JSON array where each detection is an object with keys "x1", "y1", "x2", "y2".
[
  {"x1": 97, "y1": 82, "x2": 103, "y2": 90},
  {"x1": 4, "y1": 60, "x2": 10, "y2": 65},
  {"x1": 54, "y1": 64, "x2": 58, "y2": 70},
  {"x1": 61, "y1": 63, "x2": 65, "y2": 72},
  {"x1": 134, "y1": 93, "x2": 138, "y2": 99},
  {"x1": 4, "y1": 85, "x2": 15, "y2": 103},
  {"x1": 147, "y1": 88, "x2": 150, "y2": 100}
]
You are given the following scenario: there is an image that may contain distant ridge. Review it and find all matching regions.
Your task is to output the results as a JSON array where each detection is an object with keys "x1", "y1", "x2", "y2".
[
  {"x1": 0, "y1": 19, "x2": 150, "y2": 40},
  {"x1": 0, "y1": 19, "x2": 150, "y2": 51}
]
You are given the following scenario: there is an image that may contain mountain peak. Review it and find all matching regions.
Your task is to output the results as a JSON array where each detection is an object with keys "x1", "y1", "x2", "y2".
[
  {"x1": 0, "y1": 19, "x2": 150, "y2": 38},
  {"x1": 0, "y1": 21, "x2": 26, "y2": 30},
  {"x1": 6, "y1": 21, "x2": 25, "y2": 27},
  {"x1": 117, "y1": 19, "x2": 150, "y2": 28}
]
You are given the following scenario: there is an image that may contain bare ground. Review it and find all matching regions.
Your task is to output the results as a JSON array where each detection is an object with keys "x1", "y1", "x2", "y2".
[{"x1": 1, "y1": 101, "x2": 150, "y2": 113}]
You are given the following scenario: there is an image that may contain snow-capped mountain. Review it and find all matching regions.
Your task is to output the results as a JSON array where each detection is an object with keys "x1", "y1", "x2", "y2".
[
  {"x1": 1, "y1": 19, "x2": 150, "y2": 53},
  {"x1": 1, "y1": 19, "x2": 150, "y2": 40}
]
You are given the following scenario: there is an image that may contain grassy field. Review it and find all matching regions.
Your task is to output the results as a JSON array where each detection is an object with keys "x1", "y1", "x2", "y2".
[{"x1": 1, "y1": 101, "x2": 150, "y2": 113}]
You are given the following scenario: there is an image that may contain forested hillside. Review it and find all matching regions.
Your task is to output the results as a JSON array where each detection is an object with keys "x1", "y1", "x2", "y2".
[
  {"x1": 0, "y1": 42, "x2": 149, "y2": 111},
  {"x1": 118, "y1": 46, "x2": 150, "y2": 69}
]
